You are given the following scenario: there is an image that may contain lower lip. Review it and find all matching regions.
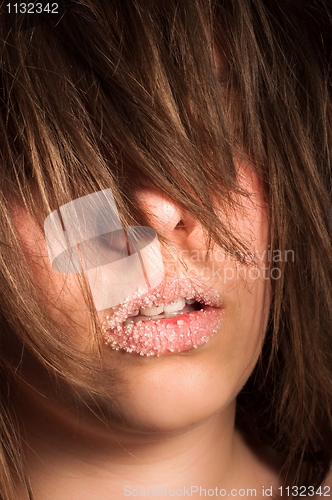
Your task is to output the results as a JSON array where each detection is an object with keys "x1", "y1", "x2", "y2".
[{"x1": 103, "y1": 306, "x2": 223, "y2": 356}]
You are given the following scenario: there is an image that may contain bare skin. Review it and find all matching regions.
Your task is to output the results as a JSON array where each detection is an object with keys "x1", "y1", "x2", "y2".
[
  {"x1": 19, "y1": 383, "x2": 281, "y2": 499},
  {"x1": 13, "y1": 163, "x2": 285, "y2": 499}
]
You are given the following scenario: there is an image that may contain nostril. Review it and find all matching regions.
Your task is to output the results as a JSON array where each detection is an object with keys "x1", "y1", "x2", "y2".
[
  {"x1": 134, "y1": 188, "x2": 199, "y2": 238},
  {"x1": 175, "y1": 220, "x2": 185, "y2": 228}
]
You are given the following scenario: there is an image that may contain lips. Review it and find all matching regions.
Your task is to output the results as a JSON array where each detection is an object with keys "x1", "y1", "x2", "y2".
[{"x1": 101, "y1": 279, "x2": 223, "y2": 356}]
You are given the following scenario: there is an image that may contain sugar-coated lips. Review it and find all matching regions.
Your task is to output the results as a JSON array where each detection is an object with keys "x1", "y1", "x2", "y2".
[{"x1": 101, "y1": 279, "x2": 224, "y2": 356}]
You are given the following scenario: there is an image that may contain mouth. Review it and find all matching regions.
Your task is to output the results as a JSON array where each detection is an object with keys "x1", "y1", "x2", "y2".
[
  {"x1": 122, "y1": 297, "x2": 202, "y2": 325},
  {"x1": 101, "y1": 280, "x2": 224, "y2": 357}
]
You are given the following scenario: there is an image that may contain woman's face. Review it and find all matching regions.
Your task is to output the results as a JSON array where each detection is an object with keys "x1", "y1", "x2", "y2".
[{"x1": 13, "y1": 161, "x2": 270, "y2": 434}]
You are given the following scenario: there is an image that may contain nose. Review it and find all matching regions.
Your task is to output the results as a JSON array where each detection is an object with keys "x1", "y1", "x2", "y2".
[{"x1": 135, "y1": 188, "x2": 200, "y2": 244}]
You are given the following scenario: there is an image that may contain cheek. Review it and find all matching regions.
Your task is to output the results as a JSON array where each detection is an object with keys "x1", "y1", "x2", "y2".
[
  {"x1": 212, "y1": 162, "x2": 271, "y2": 381},
  {"x1": 231, "y1": 168, "x2": 271, "y2": 376},
  {"x1": 13, "y1": 207, "x2": 91, "y2": 337},
  {"x1": 223, "y1": 273, "x2": 270, "y2": 375},
  {"x1": 233, "y1": 161, "x2": 269, "y2": 255}
]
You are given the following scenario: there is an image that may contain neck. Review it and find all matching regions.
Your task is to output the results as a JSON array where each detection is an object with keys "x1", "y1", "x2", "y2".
[{"x1": 17, "y1": 383, "x2": 278, "y2": 499}]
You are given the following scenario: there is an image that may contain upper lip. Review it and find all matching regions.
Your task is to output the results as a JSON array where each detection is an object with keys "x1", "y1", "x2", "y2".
[{"x1": 102, "y1": 277, "x2": 222, "y2": 329}]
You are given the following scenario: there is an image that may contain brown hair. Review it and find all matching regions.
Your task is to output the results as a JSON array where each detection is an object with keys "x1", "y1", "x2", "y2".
[{"x1": 0, "y1": 0, "x2": 331, "y2": 497}]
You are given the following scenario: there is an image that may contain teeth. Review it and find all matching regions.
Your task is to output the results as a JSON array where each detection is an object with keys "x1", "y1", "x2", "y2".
[
  {"x1": 164, "y1": 298, "x2": 186, "y2": 314},
  {"x1": 139, "y1": 305, "x2": 164, "y2": 316},
  {"x1": 123, "y1": 298, "x2": 199, "y2": 326},
  {"x1": 185, "y1": 298, "x2": 196, "y2": 305},
  {"x1": 137, "y1": 297, "x2": 190, "y2": 317}
]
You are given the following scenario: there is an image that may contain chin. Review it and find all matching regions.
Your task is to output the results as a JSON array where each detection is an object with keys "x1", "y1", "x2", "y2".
[{"x1": 109, "y1": 333, "x2": 256, "y2": 434}]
